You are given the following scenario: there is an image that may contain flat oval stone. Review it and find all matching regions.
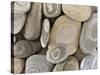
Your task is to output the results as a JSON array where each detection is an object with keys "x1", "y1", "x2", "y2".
[
  {"x1": 14, "y1": 1, "x2": 31, "y2": 14},
  {"x1": 80, "y1": 13, "x2": 97, "y2": 54},
  {"x1": 46, "y1": 43, "x2": 68, "y2": 64},
  {"x1": 25, "y1": 55, "x2": 54, "y2": 73},
  {"x1": 11, "y1": 13, "x2": 26, "y2": 34},
  {"x1": 80, "y1": 55, "x2": 97, "y2": 70},
  {"x1": 53, "y1": 56, "x2": 79, "y2": 71},
  {"x1": 62, "y1": 4, "x2": 91, "y2": 21},
  {"x1": 24, "y1": 3, "x2": 42, "y2": 40},
  {"x1": 43, "y1": 3, "x2": 61, "y2": 18},
  {"x1": 40, "y1": 18, "x2": 50, "y2": 48},
  {"x1": 14, "y1": 40, "x2": 41, "y2": 58},
  {"x1": 49, "y1": 15, "x2": 81, "y2": 55}
]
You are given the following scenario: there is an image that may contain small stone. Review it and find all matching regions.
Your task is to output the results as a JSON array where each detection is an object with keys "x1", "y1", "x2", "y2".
[
  {"x1": 40, "y1": 18, "x2": 50, "y2": 48},
  {"x1": 43, "y1": 3, "x2": 61, "y2": 18}
]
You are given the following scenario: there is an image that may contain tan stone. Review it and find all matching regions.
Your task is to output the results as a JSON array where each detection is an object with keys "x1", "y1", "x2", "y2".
[
  {"x1": 49, "y1": 15, "x2": 81, "y2": 55},
  {"x1": 62, "y1": 4, "x2": 91, "y2": 22}
]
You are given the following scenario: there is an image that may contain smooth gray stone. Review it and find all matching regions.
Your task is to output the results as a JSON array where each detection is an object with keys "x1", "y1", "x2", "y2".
[
  {"x1": 13, "y1": 1, "x2": 31, "y2": 14},
  {"x1": 43, "y1": 3, "x2": 61, "y2": 18},
  {"x1": 24, "y1": 3, "x2": 42, "y2": 40},
  {"x1": 11, "y1": 13, "x2": 26, "y2": 34},
  {"x1": 46, "y1": 43, "x2": 68, "y2": 64},
  {"x1": 80, "y1": 55, "x2": 97, "y2": 70},
  {"x1": 14, "y1": 40, "x2": 41, "y2": 58},
  {"x1": 80, "y1": 13, "x2": 97, "y2": 54},
  {"x1": 40, "y1": 18, "x2": 50, "y2": 48},
  {"x1": 25, "y1": 55, "x2": 54, "y2": 73}
]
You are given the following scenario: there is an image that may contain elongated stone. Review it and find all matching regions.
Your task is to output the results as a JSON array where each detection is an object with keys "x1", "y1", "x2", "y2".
[
  {"x1": 40, "y1": 18, "x2": 50, "y2": 48},
  {"x1": 11, "y1": 58, "x2": 25, "y2": 74},
  {"x1": 49, "y1": 15, "x2": 81, "y2": 55},
  {"x1": 14, "y1": 40, "x2": 41, "y2": 58},
  {"x1": 24, "y1": 3, "x2": 42, "y2": 40},
  {"x1": 43, "y1": 3, "x2": 61, "y2": 18},
  {"x1": 53, "y1": 56, "x2": 79, "y2": 71},
  {"x1": 80, "y1": 13, "x2": 97, "y2": 54},
  {"x1": 25, "y1": 55, "x2": 54, "y2": 73},
  {"x1": 46, "y1": 43, "x2": 68, "y2": 64},
  {"x1": 11, "y1": 13, "x2": 26, "y2": 34},
  {"x1": 80, "y1": 55, "x2": 97, "y2": 70},
  {"x1": 62, "y1": 4, "x2": 91, "y2": 22},
  {"x1": 13, "y1": 1, "x2": 31, "y2": 14}
]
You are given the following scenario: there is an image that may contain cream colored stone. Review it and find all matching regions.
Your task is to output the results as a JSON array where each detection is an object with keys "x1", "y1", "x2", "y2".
[
  {"x1": 62, "y1": 4, "x2": 91, "y2": 21},
  {"x1": 49, "y1": 15, "x2": 81, "y2": 55},
  {"x1": 14, "y1": 1, "x2": 31, "y2": 14}
]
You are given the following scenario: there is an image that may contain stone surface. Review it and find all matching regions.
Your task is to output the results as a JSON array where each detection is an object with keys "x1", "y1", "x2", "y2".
[
  {"x1": 24, "y1": 3, "x2": 42, "y2": 40},
  {"x1": 46, "y1": 43, "x2": 68, "y2": 64},
  {"x1": 49, "y1": 15, "x2": 81, "y2": 55},
  {"x1": 11, "y1": 13, "x2": 26, "y2": 34},
  {"x1": 80, "y1": 13, "x2": 97, "y2": 54},
  {"x1": 13, "y1": 1, "x2": 31, "y2": 14},
  {"x1": 25, "y1": 55, "x2": 54, "y2": 73},
  {"x1": 43, "y1": 3, "x2": 61, "y2": 18},
  {"x1": 80, "y1": 55, "x2": 97, "y2": 70},
  {"x1": 14, "y1": 40, "x2": 41, "y2": 58},
  {"x1": 40, "y1": 18, "x2": 50, "y2": 48},
  {"x1": 62, "y1": 5, "x2": 91, "y2": 21}
]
